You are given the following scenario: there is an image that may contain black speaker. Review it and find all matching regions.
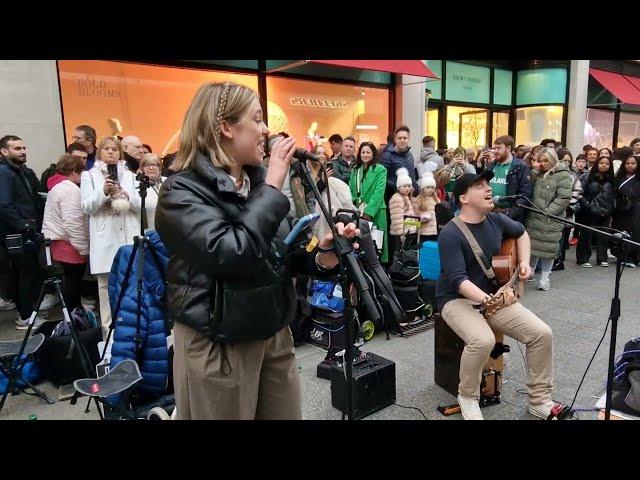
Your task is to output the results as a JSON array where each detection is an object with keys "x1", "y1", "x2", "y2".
[
  {"x1": 330, "y1": 352, "x2": 396, "y2": 419},
  {"x1": 434, "y1": 314, "x2": 464, "y2": 397}
]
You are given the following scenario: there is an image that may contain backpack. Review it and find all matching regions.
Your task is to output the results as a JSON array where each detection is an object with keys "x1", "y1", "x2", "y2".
[
  {"x1": 0, "y1": 356, "x2": 41, "y2": 395},
  {"x1": 51, "y1": 307, "x2": 97, "y2": 337},
  {"x1": 611, "y1": 337, "x2": 640, "y2": 416},
  {"x1": 308, "y1": 280, "x2": 345, "y2": 313}
]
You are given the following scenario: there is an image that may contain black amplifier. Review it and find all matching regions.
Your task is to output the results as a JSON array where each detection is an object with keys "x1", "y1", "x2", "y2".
[{"x1": 330, "y1": 352, "x2": 396, "y2": 419}]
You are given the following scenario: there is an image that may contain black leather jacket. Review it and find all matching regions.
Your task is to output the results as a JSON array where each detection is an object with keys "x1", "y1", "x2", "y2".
[{"x1": 155, "y1": 153, "x2": 327, "y2": 344}]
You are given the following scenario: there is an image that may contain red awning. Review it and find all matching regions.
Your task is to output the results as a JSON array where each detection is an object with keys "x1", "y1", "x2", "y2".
[
  {"x1": 589, "y1": 68, "x2": 640, "y2": 106},
  {"x1": 624, "y1": 74, "x2": 640, "y2": 93},
  {"x1": 311, "y1": 60, "x2": 439, "y2": 79}
]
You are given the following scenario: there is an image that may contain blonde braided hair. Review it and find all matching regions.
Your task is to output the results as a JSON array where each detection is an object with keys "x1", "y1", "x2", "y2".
[{"x1": 173, "y1": 82, "x2": 259, "y2": 172}]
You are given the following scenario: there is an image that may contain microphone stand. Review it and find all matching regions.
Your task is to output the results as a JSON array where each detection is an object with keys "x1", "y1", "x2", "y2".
[
  {"x1": 295, "y1": 158, "x2": 381, "y2": 420},
  {"x1": 515, "y1": 198, "x2": 640, "y2": 420}
]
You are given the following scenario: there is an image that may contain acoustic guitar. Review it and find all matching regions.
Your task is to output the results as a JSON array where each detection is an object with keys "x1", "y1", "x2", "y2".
[{"x1": 492, "y1": 237, "x2": 524, "y2": 297}]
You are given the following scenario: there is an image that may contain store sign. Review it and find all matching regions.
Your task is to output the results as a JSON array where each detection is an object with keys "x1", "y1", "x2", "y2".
[
  {"x1": 289, "y1": 97, "x2": 349, "y2": 109},
  {"x1": 516, "y1": 69, "x2": 567, "y2": 106},
  {"x1": 445, "y1": 62, "x2": 490, "y2": 104},
  {"x1": 77, "y1": 79, "x2": 121, "y2": 98}
]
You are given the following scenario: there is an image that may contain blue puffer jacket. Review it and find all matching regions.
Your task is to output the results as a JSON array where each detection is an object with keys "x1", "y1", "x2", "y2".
[{"x1": 108, "y1": 230, "x2": 170, "y2": 401}]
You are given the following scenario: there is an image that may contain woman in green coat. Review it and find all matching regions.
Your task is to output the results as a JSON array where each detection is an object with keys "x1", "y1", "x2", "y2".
[
  {"x1": 525, "y1": 147, "x2": 573, "y2": 291},
  {"x1": 349, "y1": 142, "x2": 389, "y2": 262}
]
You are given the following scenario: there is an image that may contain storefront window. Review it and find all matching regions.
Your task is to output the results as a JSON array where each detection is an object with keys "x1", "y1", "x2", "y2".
[
  {"x1": 515, "y1": 106, "x2": 564, "y2": 146},
  {"x1": 446, "y1": 106, "x2": 488, "y2": 149},
  {"x1": 618, "y1": 111, "x2": 640, "y2": 148},
  {"x1": 425, "y1": 106, "x2": 439, "y2": 146},
  {"x1": 58, "y1": 60, "x2": 258, "y2": 156},
  {"x1": 492, "y1": 111, "x2": 509, "y2": 143},
  {"x1": 265, "y1": 77, "x2": 389, "y2": 148},
  {"x1": 584, "y1": 108, "x2": 614, "y2": 149}
]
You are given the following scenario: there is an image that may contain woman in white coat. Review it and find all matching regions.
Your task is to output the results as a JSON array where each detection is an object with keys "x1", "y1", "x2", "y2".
[
  {"x1": 80, "y1": 137, "x2": 141, "y2": 339},
  {"x1": 137, "y1": 153, "x2": 166, "y2": 232}
]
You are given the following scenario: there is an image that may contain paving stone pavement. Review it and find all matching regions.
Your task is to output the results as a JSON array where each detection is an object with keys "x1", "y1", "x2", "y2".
[{"x1": 1, "y1": 259, "x2": 638, "y2": 420}]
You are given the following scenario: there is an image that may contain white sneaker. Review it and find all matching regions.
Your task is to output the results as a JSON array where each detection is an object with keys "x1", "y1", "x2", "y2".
[
  {"x1": 457, "y1": 394, "x2": 484, "y2": 420},
  {"x1": 39, "y1": 293, "x2": 59, "y2": 310},
  {"x1": 528, "y1": 400, "x2": 560, "y2": 420},
  {"x1": 0, "y1": 298, "x2": 16, "y2": 311},
  {"x1": 537, "y1": 277, "x2": 550, "y2": 291},
  {"x1": 624, "y1": 262, "x2": 636, "y2": 268},
  {"x1": 526, "y1": 275, "x2": 535, "y2": 283},
  {"x1": 599, "y1": 262, "x2": 609, "y2": 267},
  {"x1": 580, "y1": 263, "x2": 593, "y2": 268}
]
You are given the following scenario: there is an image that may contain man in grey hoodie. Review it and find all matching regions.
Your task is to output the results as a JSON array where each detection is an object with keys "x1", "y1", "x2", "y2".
[{"x1": 417, "y1": 135, "x2": 444, "y2": 180}]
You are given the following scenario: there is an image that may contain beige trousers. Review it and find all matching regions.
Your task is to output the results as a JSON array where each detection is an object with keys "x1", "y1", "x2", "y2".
[
  {"x1": 173, "y1": 322, "x2": 302, "y2": 420},
  {"x1": 441, "y1": 298, "x2": 553, "y2": 405}
]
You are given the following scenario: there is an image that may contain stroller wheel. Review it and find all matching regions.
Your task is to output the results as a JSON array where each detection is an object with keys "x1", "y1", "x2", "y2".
[
  {"x1": 361, "y1": 320, "x2": 375, "y2": 342},
  {"x1": 147, "y1": 407, "x2": 171, "y2": 420},
  {"x1": 422, "y1": 304, "x2": 434, "y2": 318}
]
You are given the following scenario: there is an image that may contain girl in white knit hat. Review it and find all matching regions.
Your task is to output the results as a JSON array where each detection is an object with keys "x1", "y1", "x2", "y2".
[
  {"x1": 388, "y1": 167, "x2": 417, "y2": 261},
  {"x1": 412, "y1": 171, "x2": 440, "y2": 245}
]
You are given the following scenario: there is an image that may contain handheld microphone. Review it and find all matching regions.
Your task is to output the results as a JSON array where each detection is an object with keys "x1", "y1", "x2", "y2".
[
  {"x1": 266, "y1": 136, "x2": 321, "y2": 162},
  {"x1": 293, "y1": 148, "x2": 321, "y2": 162},
  {"x1": 492, "y1": 194, "x2": 524, "y2": 205}
]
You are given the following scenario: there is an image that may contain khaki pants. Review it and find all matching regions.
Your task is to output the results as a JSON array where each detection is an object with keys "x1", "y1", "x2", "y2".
[
  {"x1": 173, "y1": 322, "x2": 302, "y2": 420},
  {"x1": 96, "y1": 273, "x2": 111, "y2": 340},
  {"x1": 441, "y1": 298, "x2": 553, "y2": 405}
]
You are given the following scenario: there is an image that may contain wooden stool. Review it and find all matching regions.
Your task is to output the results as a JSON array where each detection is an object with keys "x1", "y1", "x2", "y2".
[{"x1": 434, "y1": 314, "x2": 507, "y2": 404}]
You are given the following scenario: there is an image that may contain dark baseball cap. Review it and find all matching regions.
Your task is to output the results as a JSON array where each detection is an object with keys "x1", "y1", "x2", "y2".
[{"x1": 453, "y1": 171, "x2": 495, "y2": 203}]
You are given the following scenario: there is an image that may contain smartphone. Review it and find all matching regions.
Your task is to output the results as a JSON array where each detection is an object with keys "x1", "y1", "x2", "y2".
[
  {"x1": 107, "y1": 163, "x2": 118, "y2": 181},
  {"x1": 325, "y1": 162, "x2": 333, "y2": 170}
]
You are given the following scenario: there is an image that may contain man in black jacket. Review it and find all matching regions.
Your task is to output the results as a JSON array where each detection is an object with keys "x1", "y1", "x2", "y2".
[
  {"x1": 121, "y1": 135, "x2": 144, "y2": 172},
  {"x1": 0, "y1": 135, "x2": 46, "y2": 328},
  {"x1": 487, "y1": 135, "x2": 533, "y2": 222}
]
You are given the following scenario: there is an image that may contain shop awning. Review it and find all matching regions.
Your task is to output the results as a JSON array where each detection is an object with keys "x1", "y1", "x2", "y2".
[
  {"x1": 311, "y1": 60, "x2": 438, "y2": 79},
  {"x1": 266, "y1": 60, "x2": 439, "y2": 79},
  {"x1": 589, "y1": 68, "x2": 640, "y2": 106}
]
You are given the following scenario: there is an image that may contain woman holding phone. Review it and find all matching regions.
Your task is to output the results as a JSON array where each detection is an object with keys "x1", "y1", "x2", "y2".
[{"x1": 80, "y1": 137, "x2": 140, "y2": 339}]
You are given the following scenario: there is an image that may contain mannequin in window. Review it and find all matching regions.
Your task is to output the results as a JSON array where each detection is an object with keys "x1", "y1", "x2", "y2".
[
  {"x1": 108, "y1": 118, "x2": 123, "y2": 141},
  {"x1": 305, "y1": 121, "x2": 320, "y2": 151}
]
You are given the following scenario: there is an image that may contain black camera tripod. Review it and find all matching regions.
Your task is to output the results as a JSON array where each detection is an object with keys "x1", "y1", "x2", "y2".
[
  {"x1": 518, "y1": 198, "x2": 640, "y2": 420},
  {"x1": 80, "y1": 173, "x2": 169, "y2": 417},
  {"x1": 0, "y1": 240, "x2": 99, "y2": 416}
]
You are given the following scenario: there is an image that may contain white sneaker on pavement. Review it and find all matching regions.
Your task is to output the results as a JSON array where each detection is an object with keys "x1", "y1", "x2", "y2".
[
  {"x1": 537, "y1": 277, "x2": 551, "y2": 291},
  {"x1": 0, "y1": 298, "x2": 16, "y2": 311},
  {"x1": 39, "y1": 293, "x2": 60, "y2": 310},
  {"x1": 457, "y1": 394, "x2": 484, "y2": 420},
  {"x1": 580, "y1": 262, "x2": 593, "y2": 268},
  {"x1": 528, "y1": 400, "x2": 560, "y2": 420}
]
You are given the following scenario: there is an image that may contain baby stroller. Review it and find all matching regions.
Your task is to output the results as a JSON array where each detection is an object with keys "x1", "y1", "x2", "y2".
[
  {"x1": 72, "y1": 231, "x2": 175, "y2": 420},
  {"x1": 388, "y1": 215, "x2": 434, "y2": 334}
]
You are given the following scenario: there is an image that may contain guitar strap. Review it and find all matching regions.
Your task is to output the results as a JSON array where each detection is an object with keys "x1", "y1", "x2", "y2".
[{"x1": 452, "y1": 217, "x2": 499, "y2": 287}]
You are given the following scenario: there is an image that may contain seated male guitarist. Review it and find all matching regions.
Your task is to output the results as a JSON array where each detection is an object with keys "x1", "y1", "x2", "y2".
[{"x1": 436, "y1": 171, "x2": 555, "y2": 420}]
